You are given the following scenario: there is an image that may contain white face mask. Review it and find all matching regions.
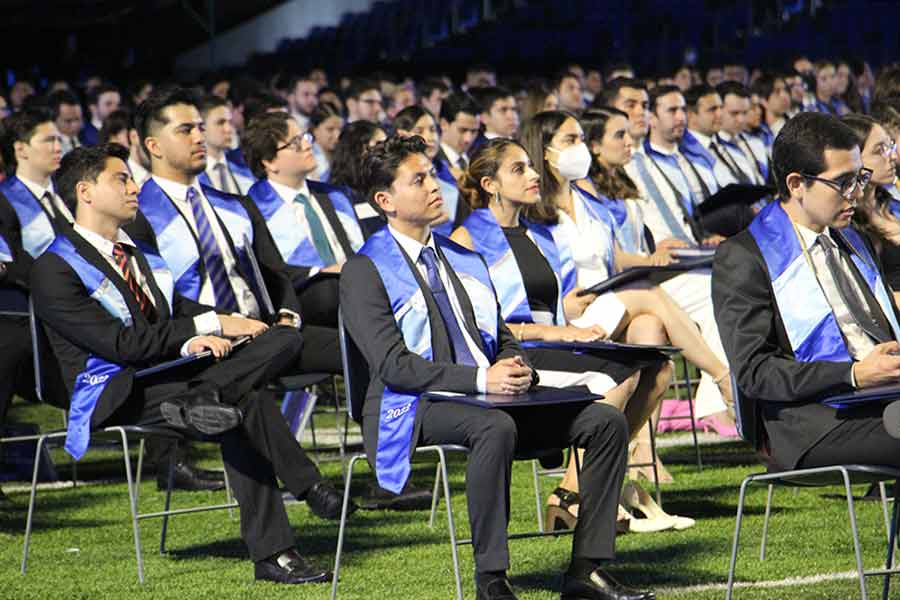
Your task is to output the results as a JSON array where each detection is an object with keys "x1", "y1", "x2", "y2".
[{"x1": 547, "y1": 142, "x2": 592, "y2": 181}]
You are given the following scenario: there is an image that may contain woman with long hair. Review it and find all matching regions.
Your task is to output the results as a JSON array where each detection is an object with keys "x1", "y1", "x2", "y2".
[
  {"x1": 451, "y1": 137, "x2": 695, "y2": 532},
  {"x1": 519, "y1": 81, "x2": 559, "y2": 124},
  {"x1": 329, "y1": 120, "x2": 387, "y2": 236},
  {"x1": 309, "y1": 101, "x2": 344, "y2": 182}
]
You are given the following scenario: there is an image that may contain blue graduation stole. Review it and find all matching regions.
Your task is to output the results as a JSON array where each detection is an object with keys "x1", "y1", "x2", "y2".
[
  {"x1": 570, "y1": 185, "x2": 618, "y2": 275},
  {"x1": 224, "y1": 148, "x2": 257, "y2": 194},
  {"x1": 0, "y1": 176, "x2": 55, "y2": 257},
  {"x1": 462, "y1": 208, "x2": 570, "y2": 325},
  {"x1": 46, "y1": 236, "x2": 133, "y2": 460},
  {"x1": 748, "y1": 201, "x2": 900, "y2": 371},
  {"x1": 680, "y1": 131, "x2": 722, "y2": 195},
  {"x1": 630, "y1": 152, "x2": 695, "y2": 243},
  {"x1": 605, "y1": 198, "x2": 647, "y2": 254},
  {"x1": 309, "y1": 180, "x2": 365, "y2": 251},
  {"x1": 0, "y1": 232, "x2": 11, "y2": 262},
  {"x1": 432, "y1": 158, "x2": 461, "y2": 237},
  {"x1": 643, "y1": 139, "x2": 696, "y2": 216},
  {"x1": 138, "y1": 179, "x2": 254, "y2": 305},
  {"x1": 361, "y1": 227, "x2": 498, "y2": 493}
]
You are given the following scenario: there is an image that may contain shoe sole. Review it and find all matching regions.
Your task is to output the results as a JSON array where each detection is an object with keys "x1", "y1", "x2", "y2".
[
  {"x1": 358, "y1": 496, "x2": 432, "y2": 511},
  {"x1": 255, "y1": 571, "x2": 332, "y2": 584},
  {"x1": 161, "y1": 402, "x2": 242, "y2": 435}
]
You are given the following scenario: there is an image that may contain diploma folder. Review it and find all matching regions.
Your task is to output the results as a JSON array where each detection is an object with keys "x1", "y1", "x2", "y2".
[
  {"x1": 696, "y1": 184, "x2": 773, "y2": 217},
  {"x1": 243, "y1": 234, "x2": 276, "y2": 320},
  {"x1": 423, "y1": 386, "x2": 602, "y2": 409},
  {"x1": 577, "y1": 257, "x2": 714, "y2": 296},
  {"x1": 521, "y1": 340, "x2": 679, "y2": 355},
  {"x1": 822, "y1": 383, "x2": 900, "y2": 408},
  {"x1": 135, "y1": 336, "x2": 251, "y2": 379}
]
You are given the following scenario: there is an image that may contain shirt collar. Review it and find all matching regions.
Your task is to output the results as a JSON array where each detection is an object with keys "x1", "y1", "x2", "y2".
[
  {"x1": 689, "y1": 129, "x2": 714, "y2": 148},
  {"x1": 268, "y1": 178, "x2": 311, "y2": 203},
  {"x1": 152, "y1": 174, "x2": 202, "y2": 204},
  {"x1": 718, "y1": 131, "x2": 737, "y2": 144},
  {"x1": 793, "y1": 220, "x2": 834, "y2": 251},
  {"x1": 440, "y1": 142, "x2": 462, "y2": 165},
  {"x1": 388, "y1": 223, "x2": 435, "y2": 263},
  {"x1": 648, "y1": 141, "x2": 678, "y2": 157},
  {"x1": 17, "y1": 175, "x2": 53, "y2": 200},
  {"x1": 484, "y1": 131, "x2": 502, "y2": 140},
  {"x1": 206, "y1": 155, "x2": 228, "y2": 171},
  {"x1": 73, "y1": 222, "x2": 136, "y2": 258}
]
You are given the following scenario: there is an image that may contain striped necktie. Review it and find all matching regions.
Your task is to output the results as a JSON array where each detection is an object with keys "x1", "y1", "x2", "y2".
[
  {"x1": 112, "y1": 243, "x2": 157, "y2": 322},
  {"x1": 186, "y1": 187, "x2": 240, "y2": 312}
]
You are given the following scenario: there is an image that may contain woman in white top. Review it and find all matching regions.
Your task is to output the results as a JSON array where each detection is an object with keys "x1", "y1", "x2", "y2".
[
  {"x1": 519, "y1": 111, "x2": 738, "y2": 483},
  {"x1": 309, "y1": 102, "x2": 344, "y2": 182}
]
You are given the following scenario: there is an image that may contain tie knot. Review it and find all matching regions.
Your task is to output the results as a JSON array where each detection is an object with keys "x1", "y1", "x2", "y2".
[
  {"x1": 294, "y1": 192, "x2": 309, "y2": 205},
  {"x1": 817, "y1": 233, "x2": 835, "y2": 251},
  {"x1": 420, "y1": 245, "x2": 438, "y2": 265},
  {"x1": 186, "y1": 186, "x2": 198, "y2": 204}
]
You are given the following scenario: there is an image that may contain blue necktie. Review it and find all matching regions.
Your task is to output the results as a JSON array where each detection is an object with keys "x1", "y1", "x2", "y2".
[
  {"x1": 186, "y1": 187, "x2": 240, "y2": 312},
  {"x1": 419, "y1": 246, "x2": 477, "y2": 366}
]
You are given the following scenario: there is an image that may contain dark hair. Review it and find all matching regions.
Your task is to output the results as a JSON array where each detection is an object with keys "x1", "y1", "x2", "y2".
[
  {"x1": 772, "y1": 112, "x2": 860, "y2": 199},
  {"x1": 346, "y1": 78, "x2": 380, "y2": 101},
  {"x1": 840, "y1": 113, "x2": 888, "y2": 242},
  {"x1": 242, "y1": 111, "x2": 291, "y2": 179},
  {"x1": 329, "y1": 120, "x2": 386, "y2": 190},
  {"x1": 134, "y1": 85, "x2": 199, "y2": 148},
  {"x1": 870, "y1": 98, "x2": 900, "y2": 134},
  {"x1": 243, "y1": 92, "x2": 288, "y2": 125},
  {"x1": 226, "y1": 76, "x2": 262, "y2": 107},
  {"x1": 874, "y1": 64, "x2": 900, "y2": 104},
  {"x1": 750, "y1": 72, "x2": 783, "y2": 102},
  {"x1": 309, "y1": 101, "x2": 342, "y2": 129},
  {"x1": 470, "y1": 86, "x2": 514, "y2": 114},
  {"x1": 580, "y1": 107, "x2": 640, "y2": 200},
  {"x1": 0, "y1": 107, "x2": 55, "y2": 173},
  {"x1": 417, "y1": 78, "x2": 449, "y2": 100},
  {"x1": 604, "y1": 63, "x2": 634, "y2": 81},
  {"x1": 551, "y1": 70, "x2": 580, "y2": 92},
  {"x1": 596, "y1": 77, "x2": 647, "y2": 108},
  {"x1": 840, "y1": 113, "x2": 878, "y2": 147},
  {"x1": 439, "y1": 92, "x2": 481, "y2": 124},
  {"x1": 359, "y1": 135, "x2": 429, "y2": 209},
  {"x1": 87, "y1": 84, "x2": 120, "y2": 107},
  {"x1": 518, "y1": 110, "x2": 576, "y2": 223},
  {"x1": 716, "y1": 81, "x2": 750, "y2": 102},
  {"x1": 648, "y1": 84, "x2": 682, "y2": 113},
  {"x1": 459, "y1": 138, "x2": 529, "y2": 209},
  {"x1": 393, "y1": 105, "x2": 435, "y2": 133},
  {"x1": 98, "y1": 109, "x2": 132, "y2": 144},
  {"x1": 197, "y1": 94, "x2": 228, "y2": 119},
  {"x1": 684, "y1": 83, "x2": 717, "y2": 111},
  {"x1": 519, "y1": 81, "x2": 554, "y2": 123},
  {"x1": 54, "y1": 143, "x2": 129, "y2": 213},
  {"x1": 46, "y1": 90, "x2": 81, "y2": 120}
]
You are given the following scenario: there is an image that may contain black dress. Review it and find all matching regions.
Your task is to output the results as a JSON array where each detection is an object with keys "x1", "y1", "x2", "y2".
[
  {"x1": 879, "y1": 238, "x2": 900, "y2": 291},
  {"x1": 501, "y1": 225, "x2": 652, "y2": 385}
]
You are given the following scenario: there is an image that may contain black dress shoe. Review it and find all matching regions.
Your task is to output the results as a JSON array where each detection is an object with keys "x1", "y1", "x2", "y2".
[
  {"x1": 160, "y1": 390, "x2": 242, "y2": 435},
  {"x1": 156, "y1": 462, "x2": 226, "y2": 492},
  {"x1": 359, "y1": 481, "x2": 433, "y2": 511},
  {"x1": 254, "y1": 548, "x2": 330, "y2": 584},
  {"x1": 305, "y1": 481, "x2": 357, "y2": 520},
  {"x1": 476, "y1": 576, "x2": 519, "y2": 600},
  {"x1": 190, "y1": 466, "x2": 226, "y2": 482},
  {"x1": 560, "y1": 568, "x2": 655, "y2": 600}
]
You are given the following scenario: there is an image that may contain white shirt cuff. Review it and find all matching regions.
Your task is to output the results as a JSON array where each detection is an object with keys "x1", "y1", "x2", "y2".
[
  {"x1": 476, "y1": 368, "x2": 487, "y2": 393},
  {"x1": 180, "y1": 337, "x2": 200, "y2": 357},
  {"x1": 277, "y1": 308, "x2": 302, "y2": 328},
  {"x1": 193, "y1": 311, "x2": 221, "y2": 336},
  {"x1": 309, "y1": 266, "x2": 321, "y2": 277}
]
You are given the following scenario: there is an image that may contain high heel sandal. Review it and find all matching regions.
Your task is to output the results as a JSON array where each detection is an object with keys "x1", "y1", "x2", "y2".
[
  {"x1": 627, "y1": 441, "x2": 674, "y2": 484},
  {"x1": 621, "y1": 481, "x2": 695, "y2": 531},
  {"x1": 545, "y1": 487, "x2": 579, "y2": 531}
]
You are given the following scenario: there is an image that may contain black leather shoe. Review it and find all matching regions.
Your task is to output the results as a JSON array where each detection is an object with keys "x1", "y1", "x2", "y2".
[
  {"x1": 156, "y1": 462, "x2": 226, "y2": 492},
  {"x1": 476, "y1": 576, "x2": 518, "y2": 600},
  {"x1": 306, "y1": 481, "x2": 357, "y2": 520},
  {"x1": 161, "y1": 390, "x2": 242, "y2": 435},
  {"x1": 254, "y1": 548, "x2": 330, "y2": 584},
  {"x1": 560, "y1": 568, "x2": 655, "y2": 600},
  {"x1": 359, "y1": 481, "x2": 433, "y2": 511}
]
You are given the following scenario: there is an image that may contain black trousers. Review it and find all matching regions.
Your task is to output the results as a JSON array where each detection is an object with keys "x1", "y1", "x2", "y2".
[
  {"x1": 104, "y1": 326, "x2": 322, "y2": 562},
  {"x1": 798, "y1": 403, "x2": 900, "y2": 470},
  {"x1": 0, "y1": 316, "x2": 36, "y2": 463},
  {"x1": 297, "y1": 276, "x2": 339, "y2": 329},
  {"x1": 417, "y1": 400, "x2": 628, "y2": 572}
]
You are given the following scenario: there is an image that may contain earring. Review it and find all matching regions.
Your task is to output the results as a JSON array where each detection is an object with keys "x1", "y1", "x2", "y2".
[{"x1": 494, "y1": 190, "x2": 501, "y2": 204}]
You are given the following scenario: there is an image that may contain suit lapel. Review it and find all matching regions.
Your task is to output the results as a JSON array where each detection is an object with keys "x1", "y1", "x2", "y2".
[
  {"x1": 311, "y1": 189, "x2": 354, "y2": 256},
  {"x1": 833, "y1": 230, "x2": 896, "y2": 337},
  {"x1": 132, "y1": 246, "x2": 171, "y2": 320}
]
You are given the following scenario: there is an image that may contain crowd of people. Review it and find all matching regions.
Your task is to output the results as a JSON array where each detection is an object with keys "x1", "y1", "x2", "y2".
[{"x1": 3, "y1": 52, "x2": 900, "y2": 599}]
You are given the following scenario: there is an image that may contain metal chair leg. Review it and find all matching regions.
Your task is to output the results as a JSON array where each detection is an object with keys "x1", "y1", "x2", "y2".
[
  {"x1": 118, "y1": 429, "x2": 145, "y2": 584},
  {"x1": 331, "y1": 454, "x2": 362, "y2": 600},
  {"x1": 134, "y1": 439, "x2": 145, "y2": 504},
  {"x1": 880, "y1": 482, "x2": 891, "y2": 547},
  {"x1": 224, "y1": 466, "x2": 236, "y2": 520},
  {"x1": 841, "y1": 468, "x2": 868, "y2": 600},
  {"x1": 332, "y1": 378, "x2": 346, "y2": 472},
  {"x1": 726, "y1": 476, "x2": 752, "y2": 600},
  {"x1": 159, "y1": 451, "x2": 176, "y2": 555},
  {"x1": 435, "y1": 447, "x2": 463, "y2": 600},
  {"x1": 428, "y1": 462, "x2": 442, "y2": 529},
  {"x1": 21, "y1": 434, "x2": 49, "y2": 575},
  {"x1": 883, "y1": 479, "x2": 900, "y2": 600},
  {"x1": 532, "y1": 459, "x2": 545, "y2": 533},
  {"x1": 647, "y1": 422, "x2": 662, "y2": 508},
  {"x1": 760, "y1": 484, "x2": 774, "y2": 560}
]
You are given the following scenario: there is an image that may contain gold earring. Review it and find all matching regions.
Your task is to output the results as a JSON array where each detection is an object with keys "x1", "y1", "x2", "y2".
[{"x1": 494, "y1": 191, "x2": 501, "y2": 204}]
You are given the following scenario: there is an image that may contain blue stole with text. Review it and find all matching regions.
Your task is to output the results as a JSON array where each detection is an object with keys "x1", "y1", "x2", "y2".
[
  {"x1": 748, "y1": 201, "x2": 900, "y2": 370},
  {"x1": 0, "y1": 176, "x2": 55, "y2": 257},
  {"x1": 463, "y1": 208, "x2": 570, "y2": 325},
  {"x1": 432, "y1": 158, "x2": 461, "y2": 237},
  {"x1": 361, "y1": 227, "x2": 499, "y2": 492}
]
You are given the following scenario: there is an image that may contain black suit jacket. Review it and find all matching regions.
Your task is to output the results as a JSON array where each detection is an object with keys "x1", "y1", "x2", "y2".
[
  {"x1": 30, "y1": 226, "x2": 212, "y2": 424},
  {"x1": 339, "y1": 238, "x2": 527, "y2": 464},
  {"x1": 124, "y1": 185, "x2": 300, "y2": 320},
  {"x1": 712, "y1": 226, "x2": 900, "y2": 468},
  {"x1": 0, "y1": 189, "x2": 68, "y2": 291}
]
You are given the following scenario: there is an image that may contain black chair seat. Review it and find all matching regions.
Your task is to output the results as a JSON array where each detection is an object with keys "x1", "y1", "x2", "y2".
[
  {"x1": 763, "y1": 464, "x2": 900, "y2": 488},
  {"x1": 267, "y1": 372, "x2": 332, "y2": 392}
]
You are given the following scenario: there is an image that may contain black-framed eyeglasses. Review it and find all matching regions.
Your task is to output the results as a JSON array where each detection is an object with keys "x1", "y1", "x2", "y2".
[
  {"x1": 276, "y1": 131, "x2": 314, "y2": 152},
  {"x1": 800, "y1": 168, "x2": 873, "y2": 200}
]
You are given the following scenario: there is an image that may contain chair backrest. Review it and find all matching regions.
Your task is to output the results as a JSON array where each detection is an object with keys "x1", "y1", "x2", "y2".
[
  {"x1": 0, "y1": 286, "x2": 29, "y2": 317},
  {"x1": 731, "y1": 372, "x2": 765, "y2": 451},
  {"x1": 29, "y1": 296, "x2": 69, "y2": 409},
  {"x1": 338, "y1": 308, "x2": 370, "y2": 424}
]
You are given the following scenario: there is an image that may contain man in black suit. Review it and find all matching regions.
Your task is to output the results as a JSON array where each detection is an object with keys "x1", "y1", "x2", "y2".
[
  {"x1": 437, "y1": 93, "x2": 481, "y2": 177},
  {"x1": 713, "y1": 112, "x2": 900, "y2": 470},
  {"x1": 32, "y1": 144, "x2": 345, "y2": 583},
  {"x1": 340, "y1": 135, "x2": 652, "y2": 600}
]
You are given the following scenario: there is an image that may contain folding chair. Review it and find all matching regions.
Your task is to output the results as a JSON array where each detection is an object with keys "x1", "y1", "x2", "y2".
[{"x1": 725, "y1": 377, "x2": 900, "y2": 600}]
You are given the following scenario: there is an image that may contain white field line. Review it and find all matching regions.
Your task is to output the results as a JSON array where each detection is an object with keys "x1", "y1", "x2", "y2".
[{"x1": 658, "y1": 570, "x2": 866, "y2": 595}]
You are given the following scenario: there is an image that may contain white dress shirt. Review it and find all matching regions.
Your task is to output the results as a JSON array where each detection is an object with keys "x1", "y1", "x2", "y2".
[
  {"x1": 440, "y1": 143, "x2": 468, "y2": 170},
  {"x1": 795, "y1": 222, "x2": 876, "y2": 361},
  {"x1": 151, "y1": 175, "x2": 261, "y2": 318},
  {"x1": 19, "y1": 176, "x2": 74, "y2": 224},
  {"x1": 388, "y1": 225, "x2": 488, "y2": 392},
  {"x1": 269, "y1": 178, "x2": 347, "y2": 270},
  {"x1": 205, "y1": 155, "x2": 238, "y2": 195},
  {"x1": 72, "y1": 223, "x2": 221, "y2": 356},
  {"x1": 717, "y1": 131, "x2": 764, "y2": 184},
  {"x1": 624, "y1": 145, "x2": 699, "y2": 244},
  {"x1": 688, "y1": 129, "x2": 739, "y2": 187},
  {"x1": 127, "y1": 158, "x2": 151, "y2": 190}
]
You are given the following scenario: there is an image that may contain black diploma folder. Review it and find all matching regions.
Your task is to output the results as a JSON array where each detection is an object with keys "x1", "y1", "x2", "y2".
[
  {"x1": 423, "y1": 386, "x2": 602, "y2": 408},
  {"x1": 822, "y1": 383, "x2": 900, "y2": 408},
  {"x1": 696, "y1": 184, "x2": 773, "y2": 217},
  {"x1": 577, "y1": 257, "x2": 713, "y2": 296}
]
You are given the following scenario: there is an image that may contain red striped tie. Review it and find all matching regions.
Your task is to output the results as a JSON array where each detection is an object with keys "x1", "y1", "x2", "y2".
[{"x1": 112, "y1": 243, "x2": 156, "y2": 322}]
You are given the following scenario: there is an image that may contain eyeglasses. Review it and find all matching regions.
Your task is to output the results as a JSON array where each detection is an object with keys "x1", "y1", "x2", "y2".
[
  {"x1": 800, "y1": 168, "x2": 873, "y2": 199},
  {"x1": 276, "y1": 131, "x2": 314, "y2": 152}
]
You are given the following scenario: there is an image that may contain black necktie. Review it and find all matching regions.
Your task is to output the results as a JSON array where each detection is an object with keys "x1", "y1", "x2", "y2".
[
  {"x1": 710, "y1": 140, "x2": 751, "y2": 184},
  {"x1": 419, "y1": 246, "x2": 477, "y2": 366},
  {"x1": 818, "y1": 234, "x2": 892, "y2": 344}
]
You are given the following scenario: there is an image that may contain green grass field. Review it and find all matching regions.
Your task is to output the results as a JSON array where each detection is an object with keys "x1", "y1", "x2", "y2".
[{"x1": 2, "y1": 400, "x2": 898, "y2": 600}]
